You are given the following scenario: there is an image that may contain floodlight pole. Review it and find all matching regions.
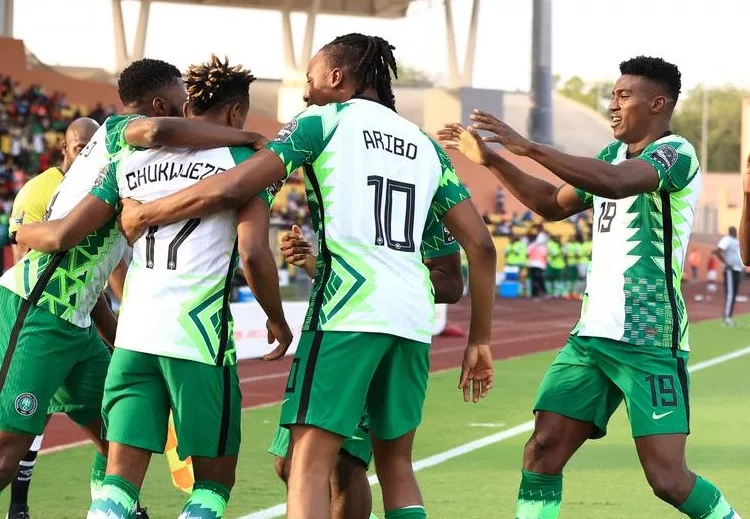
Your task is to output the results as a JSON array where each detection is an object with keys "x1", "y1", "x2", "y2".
[
  {"x1": 443, "y1": 0, "x2": 481, "y2": 89},
  {"x1": 280, "y1": 0, "x2": 320, "y2": 84},
  {"x1": 0, "y1": 0, "x2": 13, "y2": 38},
  {"x1": 112, "y1": 0, "x2": 152, "y2": 72},
  {"x1": 529, "y1": 0, "x2": 553, "y2": 145}
]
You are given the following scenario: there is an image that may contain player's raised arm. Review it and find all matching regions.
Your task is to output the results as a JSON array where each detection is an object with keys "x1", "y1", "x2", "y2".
[
  {"x1": 739, "y1": 155, "x2": 750, "y2": 265},
  {"x1": 15, "y1": 195, "x2": 117, "y2": 252},
  {"x1": 236, "y1": 195, "x2": 293, "y2": 360},
  {"x1": 123, "y1": 116, "x2": 268, "y2": 151},
  {"x1": 438, "y1": 124, "x2": 589, "y2": 221}
]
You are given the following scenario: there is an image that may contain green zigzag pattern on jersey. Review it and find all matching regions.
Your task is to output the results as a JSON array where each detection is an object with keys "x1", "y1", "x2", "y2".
[
  {"x1": 319, "y1": 243, "x2": 379, "y2": 329},
  {"x1": 36, "y1": 221, "x2": 120, "y2": 320},
  {"x1": 313, "y1": 151, "x2": 337, "y2": 230},
  {"x1": 179, "y1": 288, "x2": 224, "y2": 364},
  {"x1": 624, "y1": 194, "x2": 665, "y2": 271},
  {"x1": 420, "y1": 211, "x2": 445, "y2": 256}
]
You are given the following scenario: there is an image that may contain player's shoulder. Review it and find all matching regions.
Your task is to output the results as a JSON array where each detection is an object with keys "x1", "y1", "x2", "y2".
[
  {"x1": 643, "y1": 133, "x2": 697, "y2": 159},
  {"x1": 596, "y1": 141, "x2": 624, "y2": 161},
  {"x1": 641, "y1": 134, "x2": 699, "y2": 178},
  {"x1": 227, "y1": 145, "x2": 255, "y2": 164},
  {"x1": 103, "y1": 113, "x2": 144, "y2": 130}
]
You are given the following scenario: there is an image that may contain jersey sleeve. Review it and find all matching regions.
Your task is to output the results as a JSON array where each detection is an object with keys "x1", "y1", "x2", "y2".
[
  {"x1": 427, "y1": 138, "x2": 471, "y2": 219},
  {"x1": 229, "y1": 145, "x2": 278, "y2": 207},
  {"x1": 265, "y1": 103, "x2": 345, "y2": 178},
  {"x1": 717, "y1": 236, "x2": 730, "y2": 251},
  {"x1": 573, "y1": 187, "x2": 594, "y2": 208},
  {"x1": 636, "y1": 138, "x2": 699, "y2": 193},
  {"x1": 90, "y1": 114, "x2": 145, "y2": 207},
  {"x1": 420, "y1": 206, "x2": 459, "y2": 259}
]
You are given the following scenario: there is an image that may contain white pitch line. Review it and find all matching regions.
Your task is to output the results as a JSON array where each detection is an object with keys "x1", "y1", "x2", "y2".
[{"x1": 238, "y1": 345, "x2": 750, "y2": 519}]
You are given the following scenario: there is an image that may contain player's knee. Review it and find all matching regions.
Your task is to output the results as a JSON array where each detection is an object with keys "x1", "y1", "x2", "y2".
[
  {"x1": 274, "y1": 455, "x2": 289, "y2": 484},
  {"x1": 331, "y1": 453, "x2": 366, "y2": 493},
  {"x1": 523, "y1": 430, "x2": 564, "y2": 473},
  {"x1": 645, "y1": 468, "x2": 693, "y2": 506}
]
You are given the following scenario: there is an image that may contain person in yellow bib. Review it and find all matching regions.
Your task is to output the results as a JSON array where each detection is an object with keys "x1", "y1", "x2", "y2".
[{"x1": 505, "y1": 234, "x2": 527, "y2": 295}]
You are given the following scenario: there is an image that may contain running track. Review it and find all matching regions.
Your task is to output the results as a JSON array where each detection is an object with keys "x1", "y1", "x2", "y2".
[{"x1": 40, "y1": 283, "x2": 740, "y2": 452}]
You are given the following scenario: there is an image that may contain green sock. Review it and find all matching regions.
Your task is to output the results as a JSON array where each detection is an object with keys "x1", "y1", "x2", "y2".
[
  {"x1": 678, "y1": 476, "x2": 740, "y2": 519},
  {"x1": 385, "y1": 506, "x2": 426, "y2": 519},
  {"x1": 515, "y1": 469, "x2": 562, "y2": 519},
  {"x1": 90, "y1": 451, "x2": 108, "y2": 500},
  {"x1": 87, "y1": 474, "x2": 139, "y2": 519},
  {"x1": 179, "y1": 480, "x2": 231, "y2": 518}
]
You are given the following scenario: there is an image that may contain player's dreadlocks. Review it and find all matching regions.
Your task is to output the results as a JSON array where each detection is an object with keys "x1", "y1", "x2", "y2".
[
  {"x1": 619, "y1": 56, "x2": 682, "y2": 101},
  {"x1": 118, "y1": 58, "x2": 182, "y2": 105},
  {"x1": 185, "y1": 55, "x2": 257, "y2": 115},
  {"x1": 323, "y1": 33, "x2": 399, "y2": 112}
]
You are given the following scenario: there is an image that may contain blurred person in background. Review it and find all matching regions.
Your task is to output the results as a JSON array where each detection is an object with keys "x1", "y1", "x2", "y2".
[
  {"x1": 713, "y1": 226, "x2": 743, "y2": 326},
  {"x1": 545, "y1": 235, "x2": 565, "y2": 298},
  {"x1": 526, "y1": 232, "x2": 547, "y2": 299}
]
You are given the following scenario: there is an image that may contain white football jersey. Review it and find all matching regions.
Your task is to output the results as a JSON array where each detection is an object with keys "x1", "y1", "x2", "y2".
[{"x1": 112, "y1": 146, "x2": 253, "y2": 365}]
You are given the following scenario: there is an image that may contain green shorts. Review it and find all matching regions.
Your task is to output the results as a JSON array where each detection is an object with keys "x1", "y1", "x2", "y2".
[
  {"x1": 102, "y1": 348, "x2": 242, "y2": 460},
  {"x1": 546, "y1": 267, "x2": 563, "y2": 281},
  {"x1": 0, "y1": 288, "x2": 110, "y2": 435},
  {"x1": 565, "y1": 266, "x2": 579, "y2": 281},
  {"x1": 280, "y1": 331, "x2": 429, "y2": 441},
  {"x1": 269, "y1": 412, "x2": 373, "y2": 468},
  {"x1": 535, "y1": 335, "x2": 690, "y2": 439}
]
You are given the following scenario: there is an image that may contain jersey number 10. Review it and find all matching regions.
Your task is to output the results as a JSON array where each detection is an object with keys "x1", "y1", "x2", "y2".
[
  {"x1": 144, "y1": 218, "x2": 201, "y2": 270},
  {"x1": 367, "y1": 175, "x2": 416, "y2": 253}
]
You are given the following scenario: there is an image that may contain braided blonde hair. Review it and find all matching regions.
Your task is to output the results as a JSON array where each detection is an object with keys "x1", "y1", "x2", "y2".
[{"x1": 185, "y1": 54, "x2": 256, "y2": 115}]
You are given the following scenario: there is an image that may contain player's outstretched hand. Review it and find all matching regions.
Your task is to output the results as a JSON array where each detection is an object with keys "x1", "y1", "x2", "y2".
[
  {"x1": 263, "y1": 319, "x2": 294, "y2": 361},
  {"x1": 437, "y1": 123, "x2": 491, "y2": 166},
  {"x1": 469, "y1": 109, "x2": 534, "y2": 157},
  {"x1": 280, "y1": 225, "x2": 314, "y2": 265},
  {"x1": 458, "y1": 343, "x2": 494, "y2": 403},
  {"x1": 118, "y1": 198, "x2": 146, "y2": 246},
  {"x1": 245, "y1": 131, "x2": 269, "y2": 152}
]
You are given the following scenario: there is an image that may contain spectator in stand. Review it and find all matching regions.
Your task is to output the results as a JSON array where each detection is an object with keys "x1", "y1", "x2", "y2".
[{"x1": 0, "y1": 74, "x2": 115, "y2": 199}]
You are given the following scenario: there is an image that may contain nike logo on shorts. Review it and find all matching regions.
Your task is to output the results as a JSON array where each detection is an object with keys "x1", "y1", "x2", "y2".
[
  {"x1": 652, "y1": 411, "x2": 674, "y2": 420},
  {"x1": 282, "y1": 398, "x2": 290, "y2": 405}
]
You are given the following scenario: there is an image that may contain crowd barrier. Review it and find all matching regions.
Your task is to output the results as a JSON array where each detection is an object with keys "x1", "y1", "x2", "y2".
[{"x1": 232, "y1": 301, "x2": 448, "y2": 360}]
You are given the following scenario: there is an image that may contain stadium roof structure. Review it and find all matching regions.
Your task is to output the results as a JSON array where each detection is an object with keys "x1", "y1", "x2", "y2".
[{"x1": 152, "y1": 0, "x2": 413, "y2": 18}]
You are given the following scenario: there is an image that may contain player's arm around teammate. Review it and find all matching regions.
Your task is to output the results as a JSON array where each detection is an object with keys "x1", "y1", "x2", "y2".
[
  {"x1": 235, "y1": 196, "x2": 293, "y2": 359},
  {"x1": 15, "y1": 121, "x2": 268, "y2": 254}
]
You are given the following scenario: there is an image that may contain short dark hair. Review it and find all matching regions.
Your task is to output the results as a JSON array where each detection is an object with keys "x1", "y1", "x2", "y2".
[
  {"x1": 323, "y1": 33, "x2": 399, "y2": 111},
  {"x1": 185, "y1": 55, "x2": 256, "y2": 115},
  {"x1": 619, "y1": 56, "x2": 682, "y2": 100},
  {"x1": 117, "y1": 58, "x2": 182, "y2": 105}
]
